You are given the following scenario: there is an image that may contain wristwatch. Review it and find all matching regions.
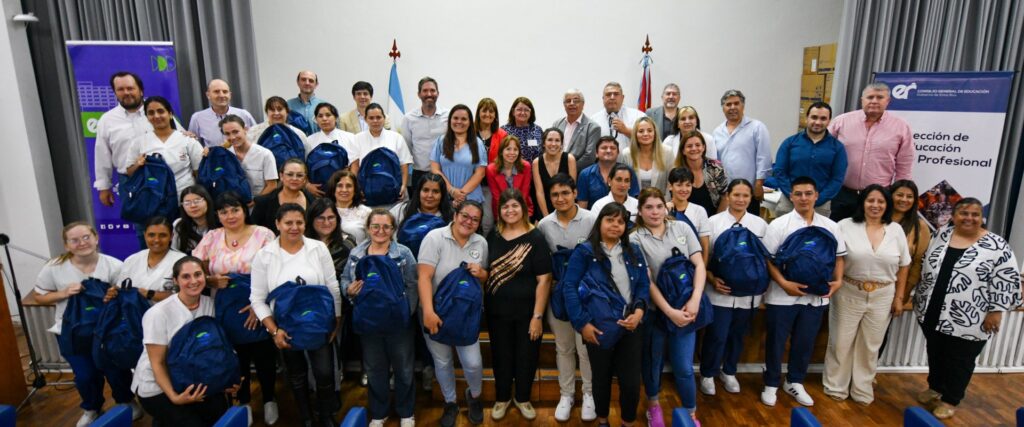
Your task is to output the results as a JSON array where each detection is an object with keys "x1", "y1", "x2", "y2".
[{"x1": 145, "y1": 290, "x2": 156, "y2": 300}]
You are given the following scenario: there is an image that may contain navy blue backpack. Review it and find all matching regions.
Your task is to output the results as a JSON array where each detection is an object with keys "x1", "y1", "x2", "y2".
[
  {"x1": 287, "y1": 110, "x2": 315, "y2": 136},
  {"x1": 198, "y1": 146, "x2": 252, "y2": 203},
  {"x1": 576, "y1": 258, "x2": 628, "y2": 350},
  {"x1": 266, "y1": 277, "x2": 336, "y2": 351},
  {"x1": 710, "y1": 223, "x2": 771, "y2": 297},
  {"x1": 58, "y1": 278, "x2": 111, "y2": 356},
  {"x1": 549, "y1": 246, "x2": 574, "y2": 321},
  {"x1": 352, "y1": 255, "x2": 410, "y2": 335},
  {"x1": 671, "y1": 209, "x2": 699, "y2": 237},
  {"x1": 92, "y1": 279, "x2": 151, "y2": 370},
  {"x1": 166, "y1": 316, "x2": 240, "y2": 394},
  {"x1": 430, "y1": 262, "x2": 483, "y2": 346},
  {"x1": 397, "y1": 213, "x2": 447, "y2": 258},
  {"x1": 214, "y1": 274, "x2": 269, "y2": 345},
  {"x1": 257, "y1": 123, "x2": 305, "y2": 170},
  {"x1": 773, "y1": 226, "x2": 838, "y2": 296},
  {"x1": 656, "y1": 247, "x2": 713, "y2": 333},
  {"x1": 306, "y1": 142, "x2": 350, "y2": 187},
  {"x1": 120, "y1": 154, "x2": 178, "y2": 224},
  {"x1": 357, "y1": 147, "x2": 402, "y2": 206}
]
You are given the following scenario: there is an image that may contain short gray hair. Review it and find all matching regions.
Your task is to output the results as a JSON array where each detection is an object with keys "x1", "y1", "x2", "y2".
[
  {"x1": 564, "y1": 88, "x2": 585, "y2": 103},
  {"x1": 663, "y1": 83, "x2": 680, "y2": 94},
  {"x1": 861, "y1": 82, "x2": 891, "y2": 96},
  {"x1": 604, "y1": 82, "x2": 623, "y2": 92},
  {"x1": 720, "y1": 89, "x2": 745, "y2": 105}
]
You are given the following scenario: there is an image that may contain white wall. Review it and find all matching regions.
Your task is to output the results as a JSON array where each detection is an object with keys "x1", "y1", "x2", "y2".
[
  {"x1": 0, "y1": 0, "x2": 65, "y2": 319},
  {"x1": 252, "y1": 0, "x2": 844, "y2": 148}
]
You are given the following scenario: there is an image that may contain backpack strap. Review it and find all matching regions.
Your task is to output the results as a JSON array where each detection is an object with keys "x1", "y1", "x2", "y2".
[{"x1": 295, "y1": 276, "x2": 306, "y2": 286}]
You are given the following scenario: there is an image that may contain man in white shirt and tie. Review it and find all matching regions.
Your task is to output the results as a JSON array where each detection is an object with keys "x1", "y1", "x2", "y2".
[{"x1": 590, "y1": 82, "x2": 645, "y2": 151}]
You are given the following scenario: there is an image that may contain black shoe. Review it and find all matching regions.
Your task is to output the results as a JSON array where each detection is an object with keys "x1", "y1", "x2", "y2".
[
  {"x1": 440, "y1": 402, "x2": 459, "y2": 427},
  {"x1": 465, "y1": 388, "x2": 483, "y2": 424}
]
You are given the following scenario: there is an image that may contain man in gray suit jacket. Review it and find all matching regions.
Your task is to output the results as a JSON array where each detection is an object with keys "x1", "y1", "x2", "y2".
[
  {"x1": 645, "y1": 83, "x2": 681, "y2": 140},
  {"x1": 552, "y1": 88, "x2": 601, "y2": 174}
]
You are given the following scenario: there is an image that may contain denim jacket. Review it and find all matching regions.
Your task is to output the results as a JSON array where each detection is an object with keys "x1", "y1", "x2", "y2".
[
  {"x1": 561, "y1": 241, "x2": 650, "y2": 331},
  {"x1": 340, "y1": 240, "x2": 419, "y2": 313}
]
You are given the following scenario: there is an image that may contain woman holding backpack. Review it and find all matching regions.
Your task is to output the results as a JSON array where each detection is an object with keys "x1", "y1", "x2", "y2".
[
  {"x1": 561, "y1": 203, "x2": 649, "y2": 427},
  {"x1": 33, "y1": 222, "x2": 133, "y2": 427},
  {"x1": 340, "y1": 208, "x2": 418, "y2": 427},
  {"x1": 699, "y1": 179, "x2": 769, "y2": 397},
  {"x1": 630, "y1": 188, "x2": 707, "y2": 427},
  {"x1": 108, "y1": 216, "x2": 184, "y2": 303},
  {"x1": 250, "y1": 203, "x2": 342, "y2": 427},
  {"x1": 417, "y1": 200, "x2": 489, "y2": 427}
]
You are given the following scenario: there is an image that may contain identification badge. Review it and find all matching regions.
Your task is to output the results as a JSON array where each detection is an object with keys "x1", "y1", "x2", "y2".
[{"x1": 527, "y1": 139, "x2": 539, "y2": 147}]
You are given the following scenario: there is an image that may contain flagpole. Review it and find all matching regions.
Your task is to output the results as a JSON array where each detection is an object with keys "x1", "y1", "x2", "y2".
[
  {"x1": 639, "y1": 35, "x2": 654, "y2": 112},
  {"x1": 387, "y1": 39, "x2": 400, "y2": 115}
]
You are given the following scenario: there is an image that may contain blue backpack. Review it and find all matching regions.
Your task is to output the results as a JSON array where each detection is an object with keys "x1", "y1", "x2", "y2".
[
  {"x1": 352, "y1": 255, "x2": 410, "y2": 335},
  {"x1": 357, "y1": 147, "x2": 402, "y2": 206},
  {"x1": 430, "y1": 262, "x2": 482, "y2": 346},
  {"x1": 397, "y1": 213, "x2": 446, "y2": 258},
  {"x1": 214, "y1": 274, "x2": 269, "y2": 345},
  {"x1": 549, "y1": 246, "x2": 574, "y2": 321},
  {"x1": 773, "y1": 226, "x2": 838, "y2": 296},
  {"x1": 257, "y1": 123, "x2": 305, "y2": 170},
  {"x1": 198, "y1": 146, "x2": 252, "y2": 203},
  {"x1": 120, "y1": 154, "x2": 178, "y2": 224},
  {"x1": 710, "y1": 223, "x2": 771, "y2": 297},
  {"x1": 266, "y1": 277, "x2": 337, "y2": 351},
  {"x1": 576, "y1": 258, "x2": 628, "y2": 350},
  {"x1": 166, "y1": 316, "x2": 240, "y2": 394},
  {"x1": 287, "y1": 110, "x2": 315, "y2": 136},
  {"x1": 306, "y1": 142, "x2": 350, "y2": 187},
  {"x1": 656, "y1": 248, "x2": 713, "y2": 333},
  {"x1": 92, "y1": 279, "x2": 151, "y2": 370},
  {"x1": 58, "y1": 278, "x2": 111, "y2": 357},
  {"x1": 672, "y1": 209, "x2": 699, "y2": 237}
]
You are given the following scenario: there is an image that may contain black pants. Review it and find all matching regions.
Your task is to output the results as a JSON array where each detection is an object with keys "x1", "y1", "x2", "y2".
[
  {"x1": 487, "y1": 314, "x2": 541, "y2": 402},
  {"x1": 922, "y1": 325, "x2": 987, "y2": 406},
  {"x1": 234, "y1": 338, "x2": 278, "y2": 404},
  {"x1": 748, "y1": 198, "x2": 761, "y2": 216},
  {"x1": 139, "y1": 392, "x2": 229, "y2": 427},
  {"x1": 282, "y1": 344, "x2": 338, "y2": 422},
  {"x1": 829, "y1": 186, "x2": 859, "y2": 222},
  {"x1": 586, "y1": 326, "x2": 643, "y2": 422}
]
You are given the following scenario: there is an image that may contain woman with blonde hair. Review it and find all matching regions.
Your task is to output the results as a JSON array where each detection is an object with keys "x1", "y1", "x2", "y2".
[{"x1": 620, "y1": 116, "x2": 673, "y2": 192}]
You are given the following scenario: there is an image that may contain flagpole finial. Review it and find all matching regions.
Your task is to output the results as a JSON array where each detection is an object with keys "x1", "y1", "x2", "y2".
[
  {"x1": 389, "y1": 39, "x2": 401, "y2": 62},
  {"x1": 641, "y1": 35, "x2": 653, "y2": 54}
]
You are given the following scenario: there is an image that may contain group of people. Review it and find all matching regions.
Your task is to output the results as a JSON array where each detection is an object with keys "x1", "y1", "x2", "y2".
[{"x1": 33, "y1": 70, "x2": 1022, "y2": 427}]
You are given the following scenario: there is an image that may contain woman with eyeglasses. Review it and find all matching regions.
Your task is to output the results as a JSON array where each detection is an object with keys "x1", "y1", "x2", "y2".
[
  {"x1": 172, "y1": 185, "x2": 219, "y2": 254},
  {"x1": 251, "y1": 159, "x2": 316, "y2": 236},
  {"x1": 501, "y1": 97, "x2": 544, "y2": 163}
]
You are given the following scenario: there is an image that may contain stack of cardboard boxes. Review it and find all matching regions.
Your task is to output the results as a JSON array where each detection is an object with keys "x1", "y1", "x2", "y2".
[{"x1": 799, "y1": 43, "x2": 836, "y2": 128}]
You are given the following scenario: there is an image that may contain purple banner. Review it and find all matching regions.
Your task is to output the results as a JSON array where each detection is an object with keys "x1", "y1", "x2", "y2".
[
  {"x1": 875, "y1": 71, "x2": 1013, "y2": 113},
  {"x1": 67, "y1": 42, "x2": 182, "y2": 259}
]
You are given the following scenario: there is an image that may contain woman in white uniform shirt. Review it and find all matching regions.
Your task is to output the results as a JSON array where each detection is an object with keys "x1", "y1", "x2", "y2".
[
  {"x1": 220, "y1": 114, "x2": 279, "y2": 197},
  {"x1": 308, "y1": 102, "x2": 357, "y2": 158},
  {"x1": 33, "y1": 222, "x2": 132, "y2": 427},
  {"x1": 124, "y1": 96, "x2": 205, "y2": 198},
  {"x1": 250, "y1": 203, "x2": 342, "y2": 426},
  {"x1": 132, "y1": 256, "x2": 238, "y2": 426},
  {"x1": 247, "y1": 96, "x2": 312, "y2": 155},
  {"x1": 108, "y1": 217, "x2": 184, "y2": 303}
]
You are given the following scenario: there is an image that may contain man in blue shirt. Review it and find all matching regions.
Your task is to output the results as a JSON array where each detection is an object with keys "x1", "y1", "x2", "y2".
[
  {"x1": 712, "y1": 89, "x2": 772, "y2": 214},
  {"x1": 286, "y1": 70, "x2": 326, "y2": 135},
  {"x1": 767, "y1": 101, "x2": 848, "y2": 217},
  {"x1": 576, "y1": 136, "x2": 639, "y2": 208}
]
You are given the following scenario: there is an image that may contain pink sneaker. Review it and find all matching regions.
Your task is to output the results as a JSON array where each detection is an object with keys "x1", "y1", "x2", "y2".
[
  {"x1": 692, "y1": 415, "x2": 702, "y2": 427},
  {"x1": 646, "y1": 404, "x2": 665, "y2": 427}
]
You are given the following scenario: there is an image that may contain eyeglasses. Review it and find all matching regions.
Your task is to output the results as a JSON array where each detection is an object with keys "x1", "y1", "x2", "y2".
[
  {"x1": 314, "y1": 215, "x2": 337, "y2": 223},
  {"x1": 182, "y1": 199, "x2": 206, "y2": 208},
  {"x1": 458, "y1": 212, "x2": 482, "y2": 224},
  {"x1": 368, "y1": 224, "x2": 394, "y2": 232},
  {"x1": 67, "y1": 235, "x2": 93, "y2": 245},
  {"x1": 283, "y1": 172, "x2": 307, "y2": 179}
]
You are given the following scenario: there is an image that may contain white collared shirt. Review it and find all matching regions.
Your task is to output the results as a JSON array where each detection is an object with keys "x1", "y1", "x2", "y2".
[
  {"x1": 763, "y1": 210, "x2": 847, "y2": 306},
  {"x1": 122, "y1": 131, "x2": 205, "y2": 197},
  {"x1": 94, "y1": 104, "x2": 152, "y2": 190},
  {"x1": 706, "y1": 210, "x2": 768, "y2": 308},
  {"x1": 591, "y1": 107, "x2": 645, "y2": 151},
  {"x1": 401, "y1": 108, "x2": 450, "y2": 171}
]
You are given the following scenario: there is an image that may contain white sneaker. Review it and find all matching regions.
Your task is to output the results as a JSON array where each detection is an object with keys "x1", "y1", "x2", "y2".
[
  {"x1": 400, "y1": 417, "x2": 415, "y2": 427},
  {"x1": 699, "y1": 377, "x2": 716, "y2": 395},
  {"x1": 264, "y1": 401, "x2": 279, "y2": 425},
  {"x1": 130, "y1": 400, "x2": 143, "y2": 420},
  {"x1": 76, "y1": 410, "x2": 100, "y2": 427},
  {"x1": 761, "y1": 386, "x2": 778, "y2": 407},
  {"x1": 581, "y1": 393, "x2": 597, "y2": 421},
  {"x1": 369, "y1": 418, "x2": 387, "y2": 427},
  {"x1": 784, "y1": 381, "x2": 815, "y2": 406},
  {"x1": 720, "y1": 373, "x2": 741, "y2": 394},
  {"x1": 554, "y1": 395, "x2": 574, "y2": 422}
]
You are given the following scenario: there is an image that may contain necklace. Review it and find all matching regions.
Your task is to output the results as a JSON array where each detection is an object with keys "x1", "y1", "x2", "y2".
[{"x1": 231, "y1": 239, "x2": 239, "y2": 247}]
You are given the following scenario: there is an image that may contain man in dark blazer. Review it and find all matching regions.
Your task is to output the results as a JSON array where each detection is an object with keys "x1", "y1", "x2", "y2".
[
  {"x1": 645, "y1": 83, "x2": 681, "y2": 140},
  {"x1": 552, "y1": 88, "x2": 601, "y2": 174}
]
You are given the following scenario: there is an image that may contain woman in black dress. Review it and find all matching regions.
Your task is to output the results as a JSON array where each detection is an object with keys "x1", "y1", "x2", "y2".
[{"x1": 532, "y1": 128, "x2": 577, "y2": 218}]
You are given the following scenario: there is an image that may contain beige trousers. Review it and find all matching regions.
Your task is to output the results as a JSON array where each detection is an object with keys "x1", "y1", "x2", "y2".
[
  {"x1": 547, "y1": 305, "x2": 593, "y2": 397},
  {"x1": 823, "y1": 282, "x2": 894, "y2": 403}
]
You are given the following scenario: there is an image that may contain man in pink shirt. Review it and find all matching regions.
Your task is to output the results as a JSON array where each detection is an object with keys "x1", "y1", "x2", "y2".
[{"x1": 827, "y1": 82, "x2": 914, "y2": 221}]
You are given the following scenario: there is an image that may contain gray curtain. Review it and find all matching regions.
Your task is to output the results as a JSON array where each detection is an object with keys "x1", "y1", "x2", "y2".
[
  {"x1": 833, "y1": 0, "x2": 1024, "y2": 235},
  {"x1": 23, "y1": 0, "x2": 262, "y2": 224}
]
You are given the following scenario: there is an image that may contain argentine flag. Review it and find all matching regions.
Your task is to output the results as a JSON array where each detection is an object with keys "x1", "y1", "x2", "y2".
[{"x1": 387, "y1": 63, "x2": 406, "y2": 122}]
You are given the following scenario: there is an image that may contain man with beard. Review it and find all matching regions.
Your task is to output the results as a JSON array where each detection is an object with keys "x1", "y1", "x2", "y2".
[
  {"x1": 645, "y1": 83, "x2": 681, "y2": 140},
  {"x1": 401, "y1": 76, "x2": 449, "y2": 191},
  {"x1": 767, "y1": 101, "x2": 847, "y2": 217},
  {"x1": 94, "y1": 71, "x2": 149, "y2": 207}
]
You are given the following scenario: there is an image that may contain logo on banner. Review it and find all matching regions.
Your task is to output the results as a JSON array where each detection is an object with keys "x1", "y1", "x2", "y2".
[
  {"x1": 151, "y1": 55, "x2": 176, "y2": 72},
  {"x1": 892, "y1": 83, "x2": 917, "y2": 100}
]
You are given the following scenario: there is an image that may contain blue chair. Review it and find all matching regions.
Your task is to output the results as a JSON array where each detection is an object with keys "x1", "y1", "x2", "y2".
[
  {"x1": 904, "y1": 406, "x2": 945, "y2": 427},
  {"x1": 90, "y1": 404, "x2": 131, "y2": 427},
  {"x1": 339, "y1": 406, "x2": 367, "y2": 427},
  {"x1": 0, "y1": 405, "x2": 14, "y2": 427},
  {"x1": 1016, "y1": 407, "x2": 1023, "y2": 427},
  {"x1": 672, "y1": 407, "x2": 696, "y2": 427},
  {"x1": 791, "y1": 407, "x2": 822, "y2": 427},
  {"x1": 213, "y1": 406, "x2": 248, "y2": 427}
]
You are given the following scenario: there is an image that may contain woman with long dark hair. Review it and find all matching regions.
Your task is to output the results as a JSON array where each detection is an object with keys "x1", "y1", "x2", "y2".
[
  {"x1": 391, "y1": 172, "x2": 454, "y2": 226},
  {"x1": 125, "y1": 96, "x2": 204, "y2": 197},
  {"x1": 173, "y1": 185, "x2": 218, "y2": 254},
  {"x1": 430, "y1": 104, "x2": 487, "y2": 207}
]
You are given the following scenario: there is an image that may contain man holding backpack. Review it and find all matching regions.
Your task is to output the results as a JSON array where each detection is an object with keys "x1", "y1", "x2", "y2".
[{"x1": 761, "y1": 176, "x2": 846, "y2": 408}]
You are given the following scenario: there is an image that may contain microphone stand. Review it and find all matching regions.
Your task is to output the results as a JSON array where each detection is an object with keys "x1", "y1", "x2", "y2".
[{"x1": 0, "y1": 233, "x2": 49, "y2": 411}]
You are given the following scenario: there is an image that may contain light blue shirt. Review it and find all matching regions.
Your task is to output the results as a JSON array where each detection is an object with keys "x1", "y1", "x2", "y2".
[
  {"x1": 712, "y1": 115, "x2": 772, "y2": 182},
  {"x1": 287, "y1": 94, "x2": 326, "y2": 134},
  {"x1": 430, "y1": 136, "x2": 487, "y2": 202},
  {"x1": 187, "y1": 106, "x2": 256, "y2": 147}
]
